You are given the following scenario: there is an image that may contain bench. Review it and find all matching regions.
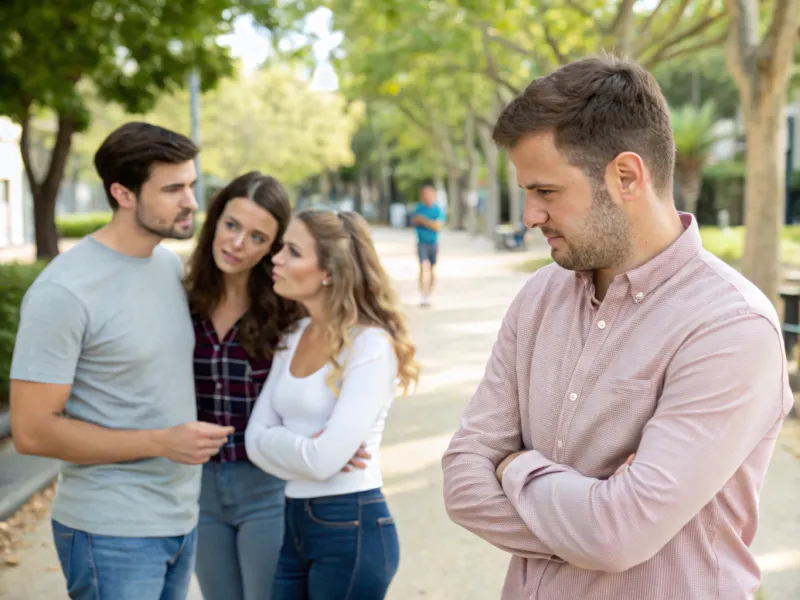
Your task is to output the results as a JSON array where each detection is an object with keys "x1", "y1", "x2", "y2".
[
  {"x1": 492, "y1": 224, "x2": 526, "y2": 251},
  {"x1": 780, "y1": 273, "x2": 800, "y2": 357}
]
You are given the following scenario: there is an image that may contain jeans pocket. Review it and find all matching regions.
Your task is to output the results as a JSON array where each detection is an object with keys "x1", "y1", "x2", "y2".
[
  {"x1": 306, "y1": 497, "x2": 359, "y2": 527},
  {"x1": 51, "y1": 521, "x2": 74, "y2": 581},
  {"x1": 377, "y1": 517, "x2": 400, "y2": 576}
]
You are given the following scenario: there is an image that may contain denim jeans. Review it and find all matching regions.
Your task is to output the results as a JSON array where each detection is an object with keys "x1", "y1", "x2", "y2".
[
  {"x1": 273, "y1": 488, "x2": 400, "y2": 600},
  {"x1": 194, "y1": 460, "x2": 286, "y2": 600},
  {"x1": 51, "y1": 520, "x2": 196, "y2": 600}
]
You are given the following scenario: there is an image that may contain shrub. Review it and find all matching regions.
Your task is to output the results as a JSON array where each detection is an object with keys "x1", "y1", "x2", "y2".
[
  {"x1": 56, "y1": 212, "x2": 111, "y2": 238},
  {"x1": 55, "y1": 211, "x2": 207, "y2": 239},
  {"x1": 0, "y1": 262, "x2": 47, "y2": 407}
]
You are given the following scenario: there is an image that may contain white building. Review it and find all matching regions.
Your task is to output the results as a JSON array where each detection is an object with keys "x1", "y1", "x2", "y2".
[
  {"x1": 0, "y1": 117, "x2": 26, "y2": 247},
  {"x1": 709, "y1": 102, "x2": 800, "y2": 172}
]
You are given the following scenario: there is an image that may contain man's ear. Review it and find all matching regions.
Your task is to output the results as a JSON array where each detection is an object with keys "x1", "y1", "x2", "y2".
[
  {"x1": 605, "y1": 152, "x2": 646, "y2": 204},
  {"x1": 110, "y1": 183, "x2": 135, "y2": 210}
]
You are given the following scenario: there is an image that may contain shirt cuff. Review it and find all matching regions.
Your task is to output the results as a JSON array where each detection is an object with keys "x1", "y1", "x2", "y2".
[{"x1": 501, "y1": 450, "x2": 571, "y2": 502}]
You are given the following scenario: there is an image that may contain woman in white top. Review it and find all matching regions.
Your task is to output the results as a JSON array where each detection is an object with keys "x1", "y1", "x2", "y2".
[{"x1": 245, "y1": 209, "x2": 419, "y2": 600}]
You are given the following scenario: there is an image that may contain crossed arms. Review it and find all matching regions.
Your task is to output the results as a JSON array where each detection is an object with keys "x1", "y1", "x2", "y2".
[
  {"x1": 411, "y1": 212, "x2": 442, "y2": 232},
  {"x1": 441, "y1": 290, "x2": 787, "y2": 573}
]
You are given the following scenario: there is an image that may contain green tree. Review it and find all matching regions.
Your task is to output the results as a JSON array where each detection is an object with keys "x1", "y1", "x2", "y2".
[
  {"x1": 671, "y1": 101, "x2": 719, "y2": 215},
  {"x1": 0, "y1": 0, "x2": 280, "y2": 259},
  {"x1": 725, "y1": 0, "x2": 800, "y2": 305},
  {"x1": 310, "y1": 0, "x2": 732, "y2": 237},
  {"x1": 654, "y1": 50, "x2": 740, "y2": 120},
  {"x1": 72, "y1": 64, "x2": 363, "y2": 191}
]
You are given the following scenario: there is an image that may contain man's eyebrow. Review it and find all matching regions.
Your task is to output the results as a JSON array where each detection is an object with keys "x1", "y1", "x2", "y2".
[
  {"x1": 519, "y1": 181, "x2": 560, "y2": 190},
  {"x1": 161, "y1": 180, "x2": 196, "y2": 191}
]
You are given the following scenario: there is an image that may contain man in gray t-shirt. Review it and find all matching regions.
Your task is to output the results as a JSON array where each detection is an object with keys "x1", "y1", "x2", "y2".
[{"x1": 10, "y1": 122, "x2": 233, "y2": 600}]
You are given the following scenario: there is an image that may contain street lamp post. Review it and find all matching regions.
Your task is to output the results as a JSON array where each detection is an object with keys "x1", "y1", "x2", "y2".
[{"x1": 189, "y1": 69, "x2": 205, "y2": 210}]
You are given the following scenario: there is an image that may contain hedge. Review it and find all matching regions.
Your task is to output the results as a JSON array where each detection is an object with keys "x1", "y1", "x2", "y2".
[
  {"x1": 55, "y1": 211, "x2": 207, "y2": 239},
  {"x1": 0, "y1": 262, "x2": 47, "y2": 407},
  {"x1": 56, "y1": 212, "x2": 111, "y2": 238}
]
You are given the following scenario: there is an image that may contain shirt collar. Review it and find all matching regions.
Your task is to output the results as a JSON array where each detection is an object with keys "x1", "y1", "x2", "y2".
[{"x1": 575, "y1": 212, "x2": 701, "y2": 302}]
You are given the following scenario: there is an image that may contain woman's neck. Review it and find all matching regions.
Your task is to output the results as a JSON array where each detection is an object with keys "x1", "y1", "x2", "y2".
[
  {"x1": 221, "y1": 272, "x2": 249, "y2": 305},
  {"x1": 302, "y1": 299, "x2": 330, "y2": 335}
]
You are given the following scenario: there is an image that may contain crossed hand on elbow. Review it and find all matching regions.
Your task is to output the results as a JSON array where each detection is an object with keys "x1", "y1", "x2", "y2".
[
  {"x1": 495, "y1": 450, "x2": 636, "y2": 482},
  {"x1": 312, "y1": 427, "x2": 372, "y2": 473}
]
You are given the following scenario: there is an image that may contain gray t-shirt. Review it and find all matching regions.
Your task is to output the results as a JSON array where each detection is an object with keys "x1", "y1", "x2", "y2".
[{"x1": 10, "y1": 237, "x2": 199, "y2": 537}]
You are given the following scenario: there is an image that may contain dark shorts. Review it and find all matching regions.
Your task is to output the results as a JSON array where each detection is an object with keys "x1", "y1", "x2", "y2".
[{"x1": 417, "y1": 242, "x2": 438, "y2": 266}]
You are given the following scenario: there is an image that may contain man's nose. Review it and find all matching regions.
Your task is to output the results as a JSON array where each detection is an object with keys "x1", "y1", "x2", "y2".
[
  {"x1": 184, "y1": 188, "x2": 198, "y2": 212},
  {"x1": 523, "y1": 202, "x2": 548, "y2": 229}
]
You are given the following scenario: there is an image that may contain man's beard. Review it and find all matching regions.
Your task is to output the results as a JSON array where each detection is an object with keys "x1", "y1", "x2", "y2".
[
  {"x1": 547, "y1": 186, "x2": 632, "y2": 272},
  {"x1": 135, "y1": 202, "x2": 195, "y2": 240}
]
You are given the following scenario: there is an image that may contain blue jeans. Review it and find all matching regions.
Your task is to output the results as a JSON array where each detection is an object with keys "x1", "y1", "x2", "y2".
[
  {"x1": 51, "y1": 520, "x2": 196, "y2": 600},
  {"x1": 273, "y1": 488, "x2": 400, "y2": 600},
  {"x1": 195, "y1": 460, "x2": 286, "y2": 600}
]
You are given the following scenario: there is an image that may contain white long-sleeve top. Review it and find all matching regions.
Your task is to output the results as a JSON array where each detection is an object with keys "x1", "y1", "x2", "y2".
[{"x1": 244, "y1": 317, "x2": 397, "y2": 498}]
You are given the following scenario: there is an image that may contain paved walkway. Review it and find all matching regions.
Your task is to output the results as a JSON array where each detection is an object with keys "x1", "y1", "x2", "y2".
[{"x1": 1, "y1": 227, "x2": 799, "y2": 599}]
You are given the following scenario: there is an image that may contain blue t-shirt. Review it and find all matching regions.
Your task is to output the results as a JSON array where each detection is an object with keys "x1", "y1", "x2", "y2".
[{"x1": 414, "y1": 203, "x2": 443, "y2": 245}]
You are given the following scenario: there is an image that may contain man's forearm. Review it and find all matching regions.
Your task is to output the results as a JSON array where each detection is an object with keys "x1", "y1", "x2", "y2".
[
  {"x1": 442, "y1": 452, "x2": 560, "y2": 560},
  {"x1": 14, "y1": 414, "x2": 166, "y2": 465}
]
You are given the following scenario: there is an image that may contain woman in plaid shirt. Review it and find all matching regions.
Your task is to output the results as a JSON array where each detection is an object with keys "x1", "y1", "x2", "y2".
[{"x1": 184, "y1": 171, "x2": 304, "y2": 600}]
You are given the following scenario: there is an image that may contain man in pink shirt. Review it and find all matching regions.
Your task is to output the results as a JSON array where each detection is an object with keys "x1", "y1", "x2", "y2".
[{"x1": 442, "y1": 56, "x2": 793, "y2": 600}]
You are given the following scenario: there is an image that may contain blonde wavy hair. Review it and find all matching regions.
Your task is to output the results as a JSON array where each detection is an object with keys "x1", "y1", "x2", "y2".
[{"x1": 295, "y1": 209, "x2": 420, "y2": 396}]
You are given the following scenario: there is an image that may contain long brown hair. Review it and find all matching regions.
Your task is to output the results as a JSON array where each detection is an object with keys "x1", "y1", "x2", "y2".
[
  {"x1": 295, "y1": 209, "x2": 420, "y2": 395},
  {"x1": 185, "y1": 171, "x2": 303, "y2": 359}
]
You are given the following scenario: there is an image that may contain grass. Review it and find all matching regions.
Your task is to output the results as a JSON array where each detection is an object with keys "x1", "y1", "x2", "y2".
[
  {"x1": 699, "y1": 225, "x2": 800, "y2": 268},
  {"x1": 515, "y1": 255, "x2": 554, "y2": 272}
]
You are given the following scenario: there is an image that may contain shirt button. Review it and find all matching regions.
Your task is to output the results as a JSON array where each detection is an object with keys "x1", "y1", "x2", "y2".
[
  {"x1": 597, "y1": 320, "x2": 606, "y2": 329},
  {"x1": 569, "y1": 392, "x2": 577, "y2": 402},
  {"x1": 557, "y1": 440, "x2": 563, "y2": 448},
  {"x1": 215, "y1": 382, "x2": 222, "y2": 390},
  {"x1": 213, "y1": 345, "x2": 220, "y2": 351},
  {"x1": 635, "y1": 292, "x2": 644, "y2": 301}
]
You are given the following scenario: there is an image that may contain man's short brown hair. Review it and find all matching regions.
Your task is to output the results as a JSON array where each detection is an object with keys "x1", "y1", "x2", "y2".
[
  {"x1": 94, "y1": 122, "x2": 199, "y2": 210},
  {"x1": 493, "y1": 55, "x2": 675, "y2": 194}
]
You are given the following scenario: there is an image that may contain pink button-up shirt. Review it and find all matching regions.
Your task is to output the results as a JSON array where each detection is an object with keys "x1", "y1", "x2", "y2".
[{"x1": 442, "y1": 214, "x2": 793, "y2": 599}]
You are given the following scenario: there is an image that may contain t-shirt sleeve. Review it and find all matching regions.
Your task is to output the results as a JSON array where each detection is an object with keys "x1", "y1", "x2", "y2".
[
  {"x1": 10, "y1": 281, "x2": 88, "y2": 385},
  {"x1": 160, "y1": 246, "x2": 185, "y2": 280}
]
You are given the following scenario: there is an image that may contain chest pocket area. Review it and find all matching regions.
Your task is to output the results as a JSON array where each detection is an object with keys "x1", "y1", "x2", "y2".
[
  {"x1": 245, "y1": 358, "x2": 271, "y2": 397},
  {"x1": 577, "y1": 376, "x2": 659, "y2": 477}
]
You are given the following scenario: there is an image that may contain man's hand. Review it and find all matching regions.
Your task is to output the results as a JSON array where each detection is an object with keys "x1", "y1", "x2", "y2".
[
  {"x1": 312, "y1": 428, "x2": 371, "y2": 472},
  {"x1": 613, "y1": 453, "x2": 636, "y2": 476},
  {"x1": 154, "y1": 422, "x2": 234, "y2": 465},
  {"x1": 496, "y1": 450, "x2": 528, "y2": 481}
]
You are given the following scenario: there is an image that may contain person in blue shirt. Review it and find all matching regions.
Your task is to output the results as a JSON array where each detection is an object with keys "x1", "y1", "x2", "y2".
[{"x1": 411, "y1": 184, "x2": 444, "y2": 307}]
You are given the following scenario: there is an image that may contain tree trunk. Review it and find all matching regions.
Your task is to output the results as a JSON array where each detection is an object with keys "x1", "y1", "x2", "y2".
[
  {"x1": 740, "y1": 96, "x2": 785, "y2": 303},
  {"x1": 446, "y1": 167, "x2": 462, "y2": 229},
  {"x1": 373, "y1": 156, "x2": 391, "y2": 225},
  {"x1": 319, "y1": 171, "x2": 331, "y2": 203},
  {"x1": 464, "y1": 110, "x2": 480, "y2": 236},
  {"x1": 432, "y1": 119, "x2": 464, "y2": 230},
  {"x1": 506, "y1": 155, "x2": 522, "y2": 226},
  {"x1": 20, "y1": 110, "x2": 77, "y2": 260},
  {"x1": 725, "y1": 0, "x2": 800, "y2": 307},
  {"x1": 477, "y1": 121, "x2": 500, "y2": 237},
  {"x1": 675, "y1": 162, "x2": 704, "y2": 216},
  {"x1": 354, "y1": 168, "x2": 367, "y2": 214}
]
